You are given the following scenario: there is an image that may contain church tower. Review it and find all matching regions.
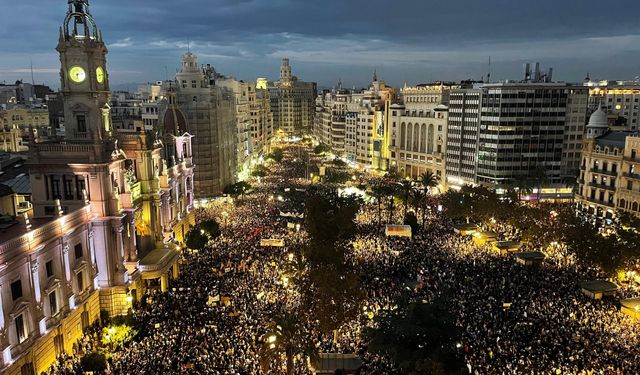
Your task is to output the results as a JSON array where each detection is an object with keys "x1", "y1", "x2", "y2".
[{"x1": 57, "y1": 0, "x2": 112, "y2": 141}]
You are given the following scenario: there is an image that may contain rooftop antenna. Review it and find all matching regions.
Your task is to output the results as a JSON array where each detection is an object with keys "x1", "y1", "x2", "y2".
[
  {"x1": 164, "y1": 66, "x2": 168, "y2": 82},
  {"x1": 187, "y1": 40, "x2": 191, "y2": 53},
  {"x1": 487, "y1": 56, "x2": 491, "y2": 83},
  {"x1": 30, "y1": 59, "x2": 35, "y2": 86}
]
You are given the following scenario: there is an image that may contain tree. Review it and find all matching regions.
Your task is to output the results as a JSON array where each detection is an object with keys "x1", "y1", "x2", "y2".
[
  {"x1": 251, "y1": 165, "x2": 269, "y2": 178},
  {"x1": 324, "y1": 169, "x2": 350, "y2": 184},
  {"x1": 304, "y1": 192, "x2": 361, "y2": 248},
  {"x1": 313, "y1": 144, "x2": 330, "y2": 155},
  {"x1": 365, "y1": 297, "x2": 463, "y2": 374},
  {"x1": 223, "y1": 181, "x2": 252, "y2": 200},
  {"x1": 260, "y1": 313, "x2": 317, "y2": 375},
  {"x1": 301, "y1": 191, "x2": 365, "y2": 334},
  {"x1": 200, "y1": 219, "x2": 221, "y2": 239},
  {"x1": 403, "y1": 211, "x2": 419, "y2": 235},
  {"x1": 268, "y1": 147, "x2": 284, "y2": 162},
  {"x1": 379, "y1": 183, "x2": 399, "y2": 224},
  {"x1": 399, "y1": 179, "x2": 414, "y2": 217},
  {"x1": 80, "y1": 352, "x2": 107, "y2": 373},
  {"x1": 185, "y1": 227, "x2": 208, "y2": 250},
  {"x1": 369, "y1": 182, "x2": 388, "y2": 226},
  {"x1": 419, "y1": 171, "x2": 440, "y2": 194}
]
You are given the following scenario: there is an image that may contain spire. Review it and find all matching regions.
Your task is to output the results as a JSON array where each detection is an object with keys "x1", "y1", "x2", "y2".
[{"x1": 373, "y1": 69, "x2": 378, "y2": 82}]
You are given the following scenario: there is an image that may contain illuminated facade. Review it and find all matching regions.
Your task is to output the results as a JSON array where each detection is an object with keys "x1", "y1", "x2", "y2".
[
  {"x1": 576, "y1": 107, "x2": 640, "y2": 224},
  {"x1": 269, "y1": 58, "x2": 316, "y2": 135},
  {"x1": 217, "y1": 77, "x2": 274, "y2": 175},
  {"x1": 0, "y1": 3, "x2": 191, "y2": 373},
  {"x1": 0, "y1": 107, "x2": 51, "y2": 138},
  {"x1": 314, "y1": 74, "x2": 395, "y2": 170},
  {"x1": 389, "y1": 83, "x2": 455, "y2": 188}
]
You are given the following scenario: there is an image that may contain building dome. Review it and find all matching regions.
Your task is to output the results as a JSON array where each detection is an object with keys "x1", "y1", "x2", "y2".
[
  {"x1": 585, "y1": 105, "x2": 609, "y2": 139},
  {"x1": 163, "y1": 104, "x2": 188, "y2": 135},
  {"x1": 587, "y1": 106, "x2": 608, "y2": 129}
]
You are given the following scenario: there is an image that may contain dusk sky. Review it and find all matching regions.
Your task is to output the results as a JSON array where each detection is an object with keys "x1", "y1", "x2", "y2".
[{"x1": 1, "y1": 0, "x2": 640, "y2": 90}]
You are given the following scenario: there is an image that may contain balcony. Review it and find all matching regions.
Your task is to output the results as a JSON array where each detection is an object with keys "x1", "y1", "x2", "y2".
[
  {"x1": 624, "y1": 156, "x2": 640, "y2": 163},
  {"x1": 119, "y1": 182, "x2": 142, "y2": 210},
  {"x1": 590, "y1": 168, "x2": 617, "y2": 177},
  {"x1": 588, "y1": 182, "x2": 616, "y2": 191},
  {"x1": 622, "y1": 172, "x2": 640, "y2": 180},
  {"x1": 586, "y1": 197, "x2": 615, "y2": 208}
]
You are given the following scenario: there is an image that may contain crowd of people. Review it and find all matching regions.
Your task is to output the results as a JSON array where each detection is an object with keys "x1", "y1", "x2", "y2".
[{"x1": 48, "y1": 142, "x2": 640, "y2": 374}]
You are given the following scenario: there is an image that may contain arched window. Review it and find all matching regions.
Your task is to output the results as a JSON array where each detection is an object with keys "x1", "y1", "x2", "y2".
[
  {"x1": 632, "y1": 202, "x2": 639, "y2": 211},
  {"x1": 619, "y1": 199, "x2": 627, "y2": 209},
  {"x1": 420, "y1": 124, "x2": 426, "y2": 153},
  {"x1": 427, "y1": 124, "x2": 435, "y2": 154},
  {"x1": 406, "y1": 123, "x2": 413, "y2": 151},
  {"x1": 413, "y1": 124, "x2": 420, "y2": 152},
  {"x1": 400, "y1": 123, "x2": 406, "y2": 150}
]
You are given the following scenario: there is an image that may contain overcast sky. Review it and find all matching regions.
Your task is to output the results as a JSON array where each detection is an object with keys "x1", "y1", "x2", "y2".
[{"x1": 1, "y1": 0, "x2": 640, "y2": 90}]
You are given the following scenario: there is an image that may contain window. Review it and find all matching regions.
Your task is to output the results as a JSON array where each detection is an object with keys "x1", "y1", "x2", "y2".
[
  {"x1": 11, "y1": 279, "x2": 22, "y2": 300},
  {"x1": 74, "y1": 243, "x2": 83, "y2": 260},
  {"x1": 76, "y1": 176, "x2": 86, "y2": 200},
  {"x1": 76, "y1": 272, "x2": 84, "y2": 292},
  {"x1": 15, "y1": 314, "x2": 26, "y2": 343},
  {"x1": 51, "y1": 177, "x2": 61, "y2": 199},
  {"x1": 49, "y1": 291, "x2": 58, "y2": 315},
  {"x1": 76, "y1": 115, "x2": 87, "y2": 133},
  {"x1": 46, "y1": 260, "x2": 54, "y2": 278},
  {"x1": 63, "y1": 176, "x2": 73, "y2": 200}
]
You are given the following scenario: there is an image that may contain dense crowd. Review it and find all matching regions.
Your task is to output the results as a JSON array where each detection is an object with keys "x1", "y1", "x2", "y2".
[{"x1": 49, "y1": 143, "x2": 640, "y2": 374}]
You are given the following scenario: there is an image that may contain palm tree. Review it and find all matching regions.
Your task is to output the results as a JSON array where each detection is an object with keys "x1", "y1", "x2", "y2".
[
  {"x1": 399, "y1": 179, "x2": 414, "y2": 217},
  {"x1": 410, "y1": 189, "x2": 429, "y2": 229},
  {"x1": 369, "y1": 183, "x2": 387, "y2": 226},
  {"x1": 381, "y1": 183, "x2": 399, "y2": 224},
  {"x1": 419, "y1": 171, "x2": 440, "y2": 194}
]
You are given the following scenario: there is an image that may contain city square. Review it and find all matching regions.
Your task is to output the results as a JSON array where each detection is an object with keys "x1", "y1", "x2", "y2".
[{"x1": 0, "y1": 1, "x2": 640, "y2": 374}]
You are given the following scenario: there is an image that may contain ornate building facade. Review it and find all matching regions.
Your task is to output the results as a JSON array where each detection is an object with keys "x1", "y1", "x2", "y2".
[
  {"x1": 269, "y1": 58, "x2": 316, "y2": 135},
  {"x1": 389, "y1": 83, "x2": 455, "y2": 188},
  {"x1": 0, "y1": 2, "x2": 194, "y2": 374},
  {"x1": 576, "y1": 106, "x2": 640, "y2": 225}
]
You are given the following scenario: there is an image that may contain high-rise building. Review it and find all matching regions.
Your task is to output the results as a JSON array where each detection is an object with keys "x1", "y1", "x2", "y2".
[
  {"x1": 0, "y1": 3, "x2": 194, "y2": 373},
  {"x1": 446, "y1": 82, "x2": 588, "y2": 190},
  {"x1": 389, "y1": 83, "x2": 456, "y2": 187},
  {"x1": 268, "y1": 58, "x2": 316, "y2": 135},
  {"x1": 576, "y1": 107, "x2": 640, "y2": 224},
  {"x1": 172, "y1": 53, "x2": 237, "y2": 197}
]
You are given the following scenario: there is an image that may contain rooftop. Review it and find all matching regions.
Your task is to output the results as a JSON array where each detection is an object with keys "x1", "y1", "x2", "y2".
[{"x1": 595, "y1": 131, "x2": 636, "y2": 148}]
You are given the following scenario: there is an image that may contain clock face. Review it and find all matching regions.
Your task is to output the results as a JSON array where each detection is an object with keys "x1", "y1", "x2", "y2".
[
  {"x1": 69, "y1": 66, "x2": 86, "y2": 83},
  {"x1": 96, "y1": 66, "x2": 105, "y2": 84}
]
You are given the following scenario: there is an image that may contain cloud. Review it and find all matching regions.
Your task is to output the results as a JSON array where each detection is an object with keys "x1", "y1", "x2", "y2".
[
  {"x1": 0, "y1": 68, "x2": 59, "y2": 74},
  {"x1": 110, "y1": 37, "x2": 133, "y2": 48},
  {"x1": 1, "y1": 0, "x2": 640, "y2": 88}
]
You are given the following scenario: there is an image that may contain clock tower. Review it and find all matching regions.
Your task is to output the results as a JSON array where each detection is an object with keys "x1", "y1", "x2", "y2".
[{"x1": 57, "y1": 0, "x2": 112, "y2": 141}]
